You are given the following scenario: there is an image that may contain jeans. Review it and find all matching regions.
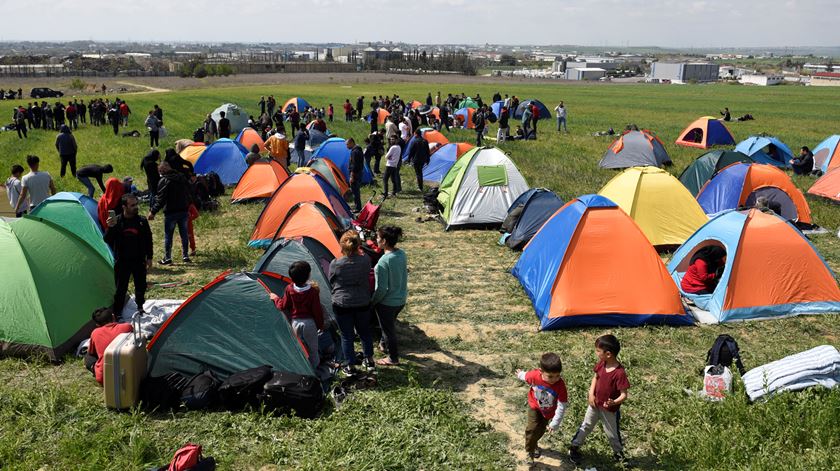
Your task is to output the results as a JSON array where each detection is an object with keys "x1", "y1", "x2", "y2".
[
  {"x1": 557, "y1": 117, "x2": 567, "y2": 132},
  {"x1": 78, "y1": 176, "x2": 95, "y2": 197},
  {"x1": 333, "y1": 304, "x2": 374, "y2": 364},
  {"x1": 350, "y1": 179, "x2": 362, "y2": 212},
  {"x1": 296, "y1": 148, "x2": 307, "y2": 167},
  {"x1": 150, "y1": 130, "x2": 159, "y2": 147},
  {"x1": 375, "y1": 304, "x2": 404, "y2": 362},
  {"x1": 60, "y1": 153, "x2": 77, "y2": 177},
  {"x1": 383, "y1": 166, "x2": 399, "y2": 195},
  {"x1": 163, "y1": 211, "x2": 189, "y2": 260}
]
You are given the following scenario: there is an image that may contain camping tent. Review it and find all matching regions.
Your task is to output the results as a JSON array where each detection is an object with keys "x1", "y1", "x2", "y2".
[
  {"x1": 307, "y1": 158, "x2": 351, "y2": 198},
  {"x1": 308, "y1": 128, "x2": 329, "y2": 148},
  {"x1": 311, "y1": 137, "x2": 374, "y2": 184},
  {"x1": 272, "y1": 202, "x2": 347, "y2": 258},
  {"x1": 513, "y1": 99, "x2": 551, "y2": 120},
  {"x1": 284, "y1": 97, "x2": 310, "y2": 113},
  {"x1": 38, "y1": 192, "x2": 99, "y2": 229},
  {"x1": 423, "y1": 143, "x2": 474, "y2": 186},
  {"x1": 501, "y1": 188, "x2": 564, "y2": 250},
  {"x1": 675, "y1": 117, "x2": 736, "y2": 149},
  {"x1": 454, "y1": 107, "x2": 475, "y2": 129},
  {"x1": 194, "y1": 138, "x2": 249, "y2": 185},
  {"x1": 231, "y1": 160, "x2": 290, "y2": 203},
  {"x1": 734, "y1": 136, "x2": 794, "y2": 167},
  {"x1": 421, "y1": 128, "x2": 449, "y2": 146},
  {"x1": 512, "y1": 194, "x2": 691, "y2": 329},
  {"x1": 696, "y1": 163, "x2": 811, "y2": 223},
  {"x1": 211, "y1": 103, "x2": 248, "y2": 135},
  {"x1": 599, "y1": 130, "x2": 672, "y2": 169},
  {"x1": 249, "y1": 173, "x2": 352, "y2": 248},
  {"x1": 598, "y1": 166, "x2": 708, "y2": 246},
  {"x1": 147, "y1": 271, "x2": 313, "y2": 379},
  {"x1": 678, "y1": 150, "x2": 754, "y2": 196},
  {"x1": 236, "y1": 127, "x2": 266, "y2": 153},
  {"x1": 254, "y1": 236, "x2": 336, "y2": 323},
  {"x1": 180, "y1": 142, "x2": 207, "y2": 164},
  {"x1": 30, "y1": 194, "x2": 114, "y2": 264},
  {"x1": 458, "y1": 97, "x2": 479, "y2": 109},
  {"x1": 813, "y1": 135, "x2": 840, "y2": 173},
  {"x1": 0, "y1": 217, "x2": 114, "y2": 360},
  {"x1": 367, "y1": 108, "x2": 391, "y2": 125},
  {"x1": 490, "y1": 100, "x2": 505, "y2": 118},
  {"x1": 807, "y1": 167, "x2": 840, "y2": 202},
  {"x1": 668, "y1": 209, "x2": 840, "y2": 323},
  {"x1": 437, "y1": 147, "x2": 529, "y2": 229}
]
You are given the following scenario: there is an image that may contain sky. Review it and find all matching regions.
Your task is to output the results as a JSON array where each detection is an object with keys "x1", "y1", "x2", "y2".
[{"x1": 2, "y1": 0, "x2": 839, "y2": 48}]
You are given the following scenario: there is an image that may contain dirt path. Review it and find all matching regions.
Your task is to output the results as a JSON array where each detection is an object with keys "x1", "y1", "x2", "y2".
[{"x1": 115, "y1": 81, "x2": 171, "y2": 94}]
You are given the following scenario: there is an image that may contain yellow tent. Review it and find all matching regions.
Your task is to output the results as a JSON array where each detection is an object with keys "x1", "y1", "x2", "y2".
[
  {"x1": 598, "y1": 166, "x2": 707, "y2": 246},
  {"x1": 180, "y1": 144, "x2": 207, "y2": 165}
]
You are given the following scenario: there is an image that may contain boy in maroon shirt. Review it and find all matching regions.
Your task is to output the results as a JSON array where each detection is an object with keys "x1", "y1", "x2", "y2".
[
  {"x1": 269, "y1": 261, "x2": 324, "y2": 370},
  {"x1": 569, "y1": 334, "x2": 630, "y2": 464},
  {"x1": 85, "y1": 307, "x2": 133, "y2": 385},
  {"x1": 515, "y1": 352, "x2": 568, "y2": 465}
]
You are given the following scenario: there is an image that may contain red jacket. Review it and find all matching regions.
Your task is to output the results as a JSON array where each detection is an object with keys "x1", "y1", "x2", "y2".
[
  {"x1": 274, "y1": 284, "x2": 324, "y2": 330},
  {"x1": 89, "y1": 322, "x2": 133, "y2": 384},
  {"x1": 681, "y1": 258, "x2": 717, "y2": 293}
]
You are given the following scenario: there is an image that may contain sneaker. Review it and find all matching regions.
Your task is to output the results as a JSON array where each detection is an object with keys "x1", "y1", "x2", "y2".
[
  {"x1": 158, "y1": 258, "x2": 172, "y2": 265},
  {"x1": 363, "y1": 357, "x2": 376, "y2": 371},
  {"x1": 569, "y1": 446, "x2": 582, "y2": 464},
  {"x1": 341, "y1": 365, "x2": 359, "y2": 376},
  {"x1": 526, "y1": 453, "x2": 536, "y2": 466},
  {"x1": 182, "y1": 256, "x2": 192, "y2": 263}
]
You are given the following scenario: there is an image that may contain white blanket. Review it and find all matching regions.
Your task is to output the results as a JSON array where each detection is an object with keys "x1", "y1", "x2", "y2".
[
  {"x1": 76, "y1": 298, "x2": 184, "y2": 357},
  {"x1": 742, "y1": 345, "x2": 840, "y2": 402}
]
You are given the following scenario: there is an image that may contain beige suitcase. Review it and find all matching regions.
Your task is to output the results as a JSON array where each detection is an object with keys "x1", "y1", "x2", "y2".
[{"x1": 103, "y1": 328, "x2": 148, "y2": 410}]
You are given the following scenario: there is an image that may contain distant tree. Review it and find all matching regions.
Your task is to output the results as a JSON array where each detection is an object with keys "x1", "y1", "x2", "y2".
[{"x1": 499, "y1": 54, "x2": 517, "y2": 66}]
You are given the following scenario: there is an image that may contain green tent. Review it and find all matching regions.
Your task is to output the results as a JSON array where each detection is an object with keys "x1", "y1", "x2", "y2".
[
  {"x1": 678, "y1": 150, "x2": 754, "y2": 196},
  {"x1": 0, "y1": 217, "x2": 115, "y2": 361},
  {"x1": 147, "y1": 271, "x2": 313, "y2": 379},
  {"x1": 29, "y1": 197, "x2": 114, "y2": 266},
  {"x1": 458, "y1": 97, "x2": 479, "y2": 109}
]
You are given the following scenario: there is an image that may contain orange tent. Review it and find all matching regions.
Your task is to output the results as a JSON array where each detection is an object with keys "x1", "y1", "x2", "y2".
[
  {"x1": 180, "y1": 143, "x2": 206, "y2": 164},
  {"x1": 272, "y1": 202, "x2": 347, "y2": 258},
  {"x1": 371, "y1": 108, "x2": 391, "y2": 125},
  {"x1": 231, "y1": 160, "x2": 290, "y2": 203},
  {"x1": 409, "y1": 100, "x2": 423, "y2": 109},
  {"x1": 674, "y1": 117, "x2": 736, "y2": 149},
  {"x1": 422, "y1": 129, "x2": 449, "y2": 146},
  {"x1": 808, "y1": 167, "x2": 840, "y2": 202},
  {"x1": 307, "y1": 158, "x2": 351, "y2": 198},
  {"x1": 236, "y1": 127, "x2": 266, "y2": 153},
  {"x1": 513, "y1": 194, "x2": 690, "y2": 329},
  {"x1": 249, "y1": 173, "x2": 352, "y2": 248}
]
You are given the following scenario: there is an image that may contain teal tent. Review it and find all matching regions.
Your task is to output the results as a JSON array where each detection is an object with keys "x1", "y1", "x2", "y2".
[{"x1": 30, "y1": 195, "x2": 114, "y2": 265}]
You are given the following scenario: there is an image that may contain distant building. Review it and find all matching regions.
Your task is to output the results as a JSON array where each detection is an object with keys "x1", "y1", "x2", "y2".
[
  {"x1": 803, "y1": 63, "x2": 832, "y2": 72},
  {"x1": 739, "y1": 74, "x2": 784, "y2": 86},
  {"x1": 565, "y1": 67, "x2": 606, "y2": 81},
  {"x1": 650, "y1": 62, "x2": 719, "y2": 83},
  {"x1": 810, "y1": 72, "x2": 840, "y2": 87}
]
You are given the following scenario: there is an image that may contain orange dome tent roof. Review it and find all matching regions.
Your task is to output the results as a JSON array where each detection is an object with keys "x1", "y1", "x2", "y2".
[
  {"x1": 272, "y1": 202, "x2": 347, "y2": 258},
  {"x1": 231, "y1": 160, "x2": 290, "y2": 203},
  {"x1": 236, "y1": 127, "x2": 266, "y2": 153},
  {"x1": 180, "y1": 142, "x2": 206, "y2": 164}
]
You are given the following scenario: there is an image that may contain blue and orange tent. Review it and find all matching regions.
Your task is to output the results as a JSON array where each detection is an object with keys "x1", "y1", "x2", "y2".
[
  {"x1": 311, "y1": 137, "x2": 373, "y2": 184},
  {"x1": 668, "y1": 209, "x2": 840, "y2": 323},
  {"x1": 696, "y1": 162, "x2": 811, "y2": 223},
  {"x1": 512, "y1": 194, "x2": 691, "y2": 329},
  {"x1": 675, "y1": 117, "x2": 736, "y2": 149},
  {"x1": 194, "y1": 138, "x2": 249, "y2": 185},
  {"x1": 283, "y1": 97, "x2": 310, "y2": 113},
  {"x1": 423, "y1": 143, "x2": 474, "y2": 186},
  {"x1": 813, "y1": 135, "x2": 840, "y2": 173},
  {"x1": 734, "y1": 135, "x2": 794, "y2": 167},
  {"x1": 513, "y1": 99, "x2": 551, "y2": 120},
  {"x1": 236, "y1": 127, "x2": 266, "y2": 153},
  {"x1": 454, "y1": 107, "x2": 475, "y2": 129},
  {"x1": 366, "y1": 108, "x2": 391, "y2": 125}
]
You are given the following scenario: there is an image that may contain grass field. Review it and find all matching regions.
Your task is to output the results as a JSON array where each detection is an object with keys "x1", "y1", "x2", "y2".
[{"x1": 1, "y1": 79, "x2": 840, "y2": 470}]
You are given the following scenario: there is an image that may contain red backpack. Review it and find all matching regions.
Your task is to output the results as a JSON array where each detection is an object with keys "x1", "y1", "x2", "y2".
[{"x1": 168, "y1": 443, "x2": 215, "y2": 471}]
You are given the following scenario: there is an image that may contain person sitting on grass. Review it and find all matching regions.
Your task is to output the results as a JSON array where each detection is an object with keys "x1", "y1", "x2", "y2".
[
  {"x1": 515, "y1": 352, "x2": 568, "y2": 466},
  {"x1": 680, "y1": 246, "x2": 726, "y2": 295},
  {"x1": 790, "y1": 146, "x2": 814, "y2": 176},
  {"x1": 84, "y1": 307, "x2": 132, "y2": 385},
  {"x1": 270, "y1": 261, "x2": 325, "y2": 370}
]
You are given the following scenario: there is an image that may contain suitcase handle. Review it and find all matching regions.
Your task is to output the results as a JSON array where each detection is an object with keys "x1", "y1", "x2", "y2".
[{"x1": 131, "y1": 312, "x2": 143, "y2": 348}]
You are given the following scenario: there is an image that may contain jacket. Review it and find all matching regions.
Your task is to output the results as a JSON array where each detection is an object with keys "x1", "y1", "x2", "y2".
[
  {"x1": 329, "y1": 253, "x2": 372, "y2": 308},
  {"x1": 55, "y1": 127, "x2": 77, "y2": 155},
  {"x1": 151, "y1": 171, "x2": 191, "y2": 215},
  {"x1": 409, "y1": 137, "x2": 430, "y2": 166},
  {"x1": 104, "y1": 214, "x2": 154, "y2": 263}
]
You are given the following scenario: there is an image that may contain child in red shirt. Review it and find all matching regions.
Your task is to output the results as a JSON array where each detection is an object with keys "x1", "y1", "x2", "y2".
[
  {"x1": 269, "y1": 261, "x2": 324, "y2": 370},
  {"x1": 85, "y1": 307, "x2": 133, "y2": 385},
  {"x1": 515, "y1": 352, "x2": 568, "y2": 465},
  {"x1": 570, "y1": 334, "x2": 631, "y2": 464}
]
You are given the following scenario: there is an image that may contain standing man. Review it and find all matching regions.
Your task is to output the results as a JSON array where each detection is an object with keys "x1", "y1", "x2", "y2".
[
  {"x1": 356, "y1": 96, "x2": 365, "y2": 120},
  {"x1": 14, "y1": 106, "x2": 27, "y2": 139},
  {"x1": 153, "y1": 104, "x2": 164, "y2": 125},
  {"x1": 105, "y1": 194, "x2": 153, "y2": 313},
  {"x1": 66, "y1": 101, "x2": 78, "y2": 130},
  {"x1": 473, "y1": 107, "x2": 486, "y2": 147},
  {"x1": 145, "y1": 110, "x2": 162, "y2": 148},
  {"x1": 107, "y1": 104, "x2": 120, "y2": 135},
  {"x1": 119, "y1": 100, "x2": 131, "y2": 127},
  {"x1": 346, "y1": 138, "x2": 365, "y2": 213},
  {"x1": 258, "y1": 96, "x2": 266, "y2": 116},
  {"x1": 55, "y1": 125, "x2": 78, "y2": 178},
  {"x1": 267, "y1": 95, "x2": 276, "y2": 118},
  {"x1": 409, "y1": 128, "x2": 430, "y2": 192},
  {"x1": 141, "y1": 150, "x2": 161, "y2": 208},
  {"x1": 530, "y1": 102, "x2": 540, "y2": 134},
  {"x1": 78, "y1": 99, "x2": 87, "y2": 124},
  {"x1": 497, "y1": 106, "x2": 510, "y2": 143},
  {"x1": 203, "y1": 113, "x2": 218, "y2": 143},
  {"x1": 343, "y1": 99, "x2": 353, "y2": 122},
  {"x1": 218, "y1": 111, "x2": 231, "y2": 139},
  {"x1": 148, "y1": 162, "x2": 192, "y2": 265},
  {"x1": 294, "y1": 127, "x2": 308, "y2": 167},
  {"x1": 14, "y1": 155, "x2": 56, "y2": 214},
  {"x1": 555, "y1": 101, "x2": 567, "y2": 132}
]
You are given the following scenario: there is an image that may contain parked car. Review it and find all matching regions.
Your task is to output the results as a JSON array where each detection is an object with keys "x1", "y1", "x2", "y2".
[{"x1": 30, "y1": 88, "x2": 64, "y2": 99}]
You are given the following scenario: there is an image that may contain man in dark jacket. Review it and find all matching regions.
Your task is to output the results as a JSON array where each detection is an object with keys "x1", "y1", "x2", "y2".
[
  {"x1": 141, "y1": 149, "x2": 161, "y2": 207},
  {"x1": 76, "y1": 163, "x2": 113, "y2": 198},
  {"x1": 105, "y1": 194, "x2": 153, "y2": 313},
  {"x1": 107, "y1": 105, "x2": 120, "y2": 135},
  {"x1": 356, "y1": 96, "x2": 364, "y2": 120},
  {"x1": 55, "y1": 125, "x2": 78, "y2": 177},
  {"x1": 218, "y1": 111, "x2": 231, "y2": 139},
  {"x1": 346, "y1": 137, "x2": 365, "y2": 212},
  {"x1": 473, "y1": 108, "x2": 486, "y2": 146},
  {"x1": 790, "y1": 146, "x2": 815, "y2": 176},
  {"x1": 148, "y1": 162, "x2": 191, "y2": 264},
  {"x1": 409, "y1": 129, "x2": 431, "y2": 192}
]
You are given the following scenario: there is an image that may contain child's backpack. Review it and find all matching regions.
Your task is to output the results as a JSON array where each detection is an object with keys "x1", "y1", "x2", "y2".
[
  {"x1": 217, "y1": 365, "x2": 273, "y2": 410},
  {"x1": 706, "y1": 334, "x2": 746, "y2": 375},
  {"x1": 180, "y1": 370, "x2": 221, "y2": 410}
]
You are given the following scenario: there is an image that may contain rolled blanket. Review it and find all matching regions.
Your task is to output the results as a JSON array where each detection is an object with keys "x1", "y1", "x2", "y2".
[{"x1": 742, "y1": 345, "x2": 840, "y2": 402}]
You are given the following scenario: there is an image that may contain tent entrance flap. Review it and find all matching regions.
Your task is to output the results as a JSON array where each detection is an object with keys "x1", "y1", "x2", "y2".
[{"x1": 477, "y1": 165, "x2": 508, "y2": 187}]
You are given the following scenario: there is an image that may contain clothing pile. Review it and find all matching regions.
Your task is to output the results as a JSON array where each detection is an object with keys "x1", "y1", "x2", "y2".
[{"x1": 742, "y1": 345, "x2": 840, "y2": 402}]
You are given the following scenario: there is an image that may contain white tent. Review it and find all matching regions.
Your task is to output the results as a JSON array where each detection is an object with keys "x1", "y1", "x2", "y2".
[{"x1": 211, "y1": 103, "x2": 249, "y2": 135}]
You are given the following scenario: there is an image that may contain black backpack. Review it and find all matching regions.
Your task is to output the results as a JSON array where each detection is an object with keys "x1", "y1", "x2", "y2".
[
  {"x1": 192, "y1": 128, "x2": 205, "y2": 142},
  {"x1": 206, "y1": 172, "x2": 224, "y2": 197},
  {"x1": 181, "y1": 370, "x2": 221, "y2": 410},
  {"x1": 260, "y1": 371, "x2": 324, "y2": 419},
  {"x1": 217, "y1": 365, "x2": 273, "y2": 410},
  {"x1": 140, "y1": 372, "x2": 189, "y2": 410},
  {"x1": 706, "y1": 334, "x2": 746, "y2": 375}
]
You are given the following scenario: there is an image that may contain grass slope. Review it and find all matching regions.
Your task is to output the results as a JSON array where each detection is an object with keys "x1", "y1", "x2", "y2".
[{"x1": 1, "y1": 80, "x2": 839, "y2": 470}]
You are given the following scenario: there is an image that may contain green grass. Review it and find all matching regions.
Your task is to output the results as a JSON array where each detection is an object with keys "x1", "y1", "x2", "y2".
[{"x1": 2, "y1": 80, "x2": 840, "y2": 470}]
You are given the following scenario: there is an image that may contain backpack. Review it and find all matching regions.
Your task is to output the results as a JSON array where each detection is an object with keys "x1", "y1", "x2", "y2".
[
  {"x1": 706, "y1": 334, "x2": 746, "y2": 375},
  {"x1": 192, "y1": 128, "x2": 205, "y2": 142},
  {"x1": 217, "y1": 365, "x2": 273, "y2": 410},
  {"x1": 140, "y1": 372, "x2": 189, "y2": 410},
  {"x1": 206, "y1": 172, "x2": 224, "y2": 197},
  {"x1": 163, "y1": 443, "x2": 216, "y2": 471},
  {"x1": 260, "y1": 371, "x2": 324, "y2": 419},
  {"x1": 180, "y1": 370, "x2": 221, "y2": 410}
]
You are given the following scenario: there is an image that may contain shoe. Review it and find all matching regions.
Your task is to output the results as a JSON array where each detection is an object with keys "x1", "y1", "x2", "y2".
[
  {"x1": 569, "y1": 446, "x2": 582, "y2": 464},
  {"x1": 533, "y1": 447, "x2": 541, "y2": 459},
  {"x1": 341, "y1": 365, "x2": 359, "y2": 376},
  {"x1": 189, "y1": 250, "x2": 196, "y2": 257},
  {"x1": 363, "y1": 357, "x2": 376, "y2": 371},
  {"x1": 158, "y1": 258, "x2": 172, "y2": 265},
  {"x1": 182, "y1": 256, "x2": 192, "y2": 263},
  {"x1": 613, "y1": 452, "x2": 627, "y2": 464},
  {"x1": 526, "y1": 453, "x2": 536, "y2": 466}
]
